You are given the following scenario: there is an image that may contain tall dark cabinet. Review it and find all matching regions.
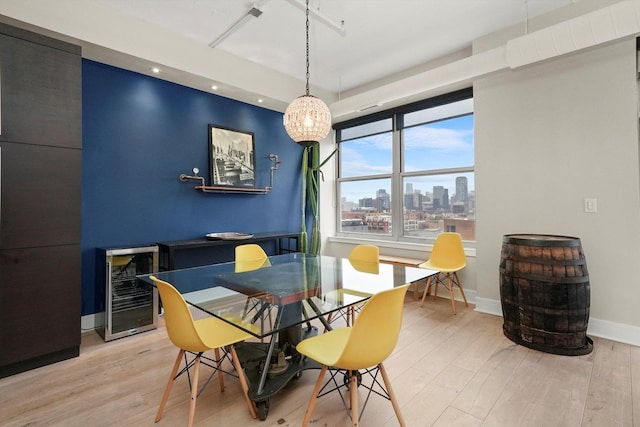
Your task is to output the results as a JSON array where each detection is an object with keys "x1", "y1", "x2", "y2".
[{"x1": 0, "y1": 23, "x2": 82, "y2": 378}]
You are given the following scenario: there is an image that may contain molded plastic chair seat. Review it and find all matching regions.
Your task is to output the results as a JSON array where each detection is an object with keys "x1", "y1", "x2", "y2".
[
  {"x1": 297, "y1": 284, "x2": 410, "y2": 426},
  {"x1": 348, "y1": 244, "x2": 379, "y2": 264},
  {"x1": 234, "y1": 244, "x2": 274, "y2": 333},
  {"x1": 149, "y1": 276, "x2": 257, "y2": 427},
  {"x1": 326, "y1": 245, "x2": 379, "y2": 327},
  {"x1": 419, "y1": 232, "x2": 468, "y2": 314},
  {"x1": 235, "y1": 243, "x2": 271, "y2": 272}
]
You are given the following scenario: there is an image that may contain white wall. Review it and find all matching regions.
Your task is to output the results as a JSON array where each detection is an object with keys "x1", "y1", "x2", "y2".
[{"x1": 475, "y1": 37, "x2": 640, "y2": 335}]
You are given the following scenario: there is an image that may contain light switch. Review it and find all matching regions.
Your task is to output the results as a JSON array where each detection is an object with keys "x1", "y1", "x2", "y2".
[{"x1": 584, "y1": 198, "x2": 597, "y2": 213}]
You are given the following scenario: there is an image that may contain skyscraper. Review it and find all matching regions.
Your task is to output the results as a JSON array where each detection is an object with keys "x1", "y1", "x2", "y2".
[
  {"x1": 456, "y1": 176, "x2": 469, "y2": 213},
  {"x1": 433, "y1": 186, "x2": 449, "y2": 210},
  {"x1": 405, "y1": 182, "x2": 413, "y2": 194},
  {"x1": 456, "y1": 176, "x2": 468, "y2": 202},
  {"x1": 359, "y1": 198, "x2": 374, "y2": 208},
  {"x1": 376, "y1": 189, "x2": 391, "y2": 210},
  {"x1": 404, "y1": 193, "x2": 414, "y2": 209}
]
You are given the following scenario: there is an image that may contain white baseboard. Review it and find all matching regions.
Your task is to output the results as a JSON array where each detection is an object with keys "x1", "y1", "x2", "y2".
[
  {"x1": 82, "y1": 295, "x2": 639, "y2": 348},
  {"x1": 427, "y1": 284, "x2": 477, "y2": 305},
  {"x1": 474, "y1": 297, "x2": 640, "y2": 347},
  {"x1": 474, "y1": 297, "x2": 503, "y2": 316},
  {"x1": 81, "y1": 314, "x2": 97, "y2": 332},
  {"x1": 587, "y1": 318, "x2": 640, "y2": 347}
]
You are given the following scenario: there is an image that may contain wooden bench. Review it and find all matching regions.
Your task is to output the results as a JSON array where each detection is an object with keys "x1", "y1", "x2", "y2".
[{"x1": 379, "y1": 255, "x2": 428, "y2": 300}]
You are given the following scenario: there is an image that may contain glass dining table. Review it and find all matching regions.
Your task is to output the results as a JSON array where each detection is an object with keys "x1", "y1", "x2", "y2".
[{"x1": 138, "y1": 252, "x2": 437, "y2": 420}]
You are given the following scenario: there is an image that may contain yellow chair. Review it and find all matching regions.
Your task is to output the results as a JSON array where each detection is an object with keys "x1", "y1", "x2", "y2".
[
  {"x1": 419, "y1": 232, "x2": 468, "y2": 314},
  {"x1": 234, "y1": 243, "x2": 271, "y2": 272},
  {"x1": 234, "y1": 244, "x2": 273, "y2": 332},
  {"x1": 149, "y1": 276, "x2": 257, "y2": 427},
  {"x1": 348, "y1": 244, "x2": 379, "y2": 264},
  {"x1": 297, "y1": 284, "x2": 410, "y2": 426},
  {"x1": 327, "y1": 245, "x2": 379, "y2": 327}
]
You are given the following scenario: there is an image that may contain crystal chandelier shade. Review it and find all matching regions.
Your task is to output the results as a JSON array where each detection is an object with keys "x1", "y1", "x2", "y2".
[
  {"x1": 283, "y1": 95, "x2": 332, "y2": 147},
  {"x1": 283, "y1": 0, "x2": 332, "y2": 147}
]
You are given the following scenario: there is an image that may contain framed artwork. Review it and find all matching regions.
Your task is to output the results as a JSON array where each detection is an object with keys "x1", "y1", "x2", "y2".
[{"x1": 208, "y1": 124, "x2": 255, "y2": 188}]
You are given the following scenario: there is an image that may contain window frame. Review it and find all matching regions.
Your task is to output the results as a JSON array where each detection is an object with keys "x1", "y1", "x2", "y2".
[{"x1": 334, "y1": 87, "x2": 474, "y2": 243}]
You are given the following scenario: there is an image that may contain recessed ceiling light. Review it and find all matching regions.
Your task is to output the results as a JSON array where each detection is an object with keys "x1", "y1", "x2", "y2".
[
  {"x1": 257, "y1": 99, "x2": 264, "y2": 103},
  {"x1": 211, "y1": 85, "x2": 218, "y2": 90},
  {"x1": 151, "y1": 67, "x2": 161, "y2": 73}
]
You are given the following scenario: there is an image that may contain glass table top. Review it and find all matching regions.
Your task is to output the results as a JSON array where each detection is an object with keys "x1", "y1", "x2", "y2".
[{"x1": 138, "y1": 253, "x2": 437, "y2": 338}]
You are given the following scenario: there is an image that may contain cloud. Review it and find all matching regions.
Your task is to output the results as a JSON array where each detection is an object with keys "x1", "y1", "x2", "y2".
[
  {"x1": 340, "y1": 151, "x2": 390, "y2": 176},
  {"x1": 347, "y1": 133, "x2": 391, "y2": 150},
  {"x1": 404, "y1": 126, "x2": 473, "y2": 152},
  {"x1": 340, "y1": 134, "x2": 392, "y2": 176},
  {"x1": 340, "y1": 122, "x2": 474, "y2": 176}
]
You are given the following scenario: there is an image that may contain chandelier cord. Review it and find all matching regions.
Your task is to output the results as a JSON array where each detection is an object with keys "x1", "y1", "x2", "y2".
[
  {"x1": 283, "y1": 0, "x2": 331, "y2": 146},
  {"x1": 305, "y1": 0, "x2": 310, "y2": 96}
]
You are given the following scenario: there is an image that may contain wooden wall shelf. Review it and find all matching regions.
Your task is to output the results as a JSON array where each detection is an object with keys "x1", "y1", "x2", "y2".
[
  {"x1": 194, "y1": 185, "x2": 269, "y2": 194},
  {"x1": 179, "y1": 154, "x2": 280, "y2": 195}
]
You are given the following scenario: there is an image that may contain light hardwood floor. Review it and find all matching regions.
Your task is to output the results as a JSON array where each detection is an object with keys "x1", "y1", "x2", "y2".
[{"x1": 1, "y1": 296, "x2": 638, "y2": 427}]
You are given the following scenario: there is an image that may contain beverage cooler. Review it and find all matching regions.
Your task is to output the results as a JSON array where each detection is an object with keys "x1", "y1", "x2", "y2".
[{"x1": 96, "y1": 245, "x2": 159, "y2": 341}]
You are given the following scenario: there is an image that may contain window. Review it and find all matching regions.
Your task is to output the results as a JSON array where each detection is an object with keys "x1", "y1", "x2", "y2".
[{"x1": 336, "y1": 88, "x2": 474, "y2": 242}]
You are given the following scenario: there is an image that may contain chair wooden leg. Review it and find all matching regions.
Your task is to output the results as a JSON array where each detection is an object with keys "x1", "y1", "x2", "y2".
[
  {"x1": 155, "y1": 349, "x2": 184, "y2": 422},
  {"x1": 446, "y1": 273, "x2": 457, "y2": 314},
  {"x1": 187, "y1": 354, "x2": 201, "y2": 427},
  {"x1": 324, "y1": 312, "x2": 334, "y2": 333},
  {"x1": 350, "y1": 371, "x2": 359, "y2": 426},
  {"x1": 242, "y1": 298, "x2": 251, "y2": 319},
  {"x1": 214, "y1": 347, "x2": 225, "y2": 392},
  {"x1": 229, "y1": 345, "x2": 257, "y2": 419},
  {"x1": 433, "y1": 273, "x2": 440, "y2": 300},
  {"x1": 454, "y1": 272, "x2": 469, "y2": 307},
  {"x1": 420, "y1": 276, "x2": 434, "y2": 307},
  {"x1": 303, "y1": 365, "x2": 328, "y2": 426},
  {"x1": 413, "y1": 277, "x2": 431, "y2": 300},
  {"x1": 379, "y1": 363, "x2": 406, "y2": 427}
]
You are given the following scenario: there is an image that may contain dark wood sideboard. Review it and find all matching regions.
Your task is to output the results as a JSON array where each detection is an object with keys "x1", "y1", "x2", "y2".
[{"x1": 157, "y1": 232, "x2": 300, "y2": 271}]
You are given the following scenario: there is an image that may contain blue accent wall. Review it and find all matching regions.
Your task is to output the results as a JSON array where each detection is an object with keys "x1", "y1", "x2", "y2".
[{"x1": 81, "y1": 60, "x2": 302, "y2": 316}]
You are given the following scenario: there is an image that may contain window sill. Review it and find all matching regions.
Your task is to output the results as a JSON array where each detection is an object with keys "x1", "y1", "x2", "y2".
[{"x1": 327, "y1": 235, "x2": 476, "y2": 258}]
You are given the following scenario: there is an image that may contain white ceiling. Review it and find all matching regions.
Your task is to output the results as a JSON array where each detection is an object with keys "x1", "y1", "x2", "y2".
[{"x1": 94, "y1": 0, "x2": 572, "y2": 95}]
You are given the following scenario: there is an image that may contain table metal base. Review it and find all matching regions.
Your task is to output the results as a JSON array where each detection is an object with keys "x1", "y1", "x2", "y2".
[{"x1": 235, "y1": 325, "x2": 320, "y2": 420}]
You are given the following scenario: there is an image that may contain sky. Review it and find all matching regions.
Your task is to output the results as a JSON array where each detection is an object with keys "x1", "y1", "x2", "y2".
[{"x1": 339, "y1": 113, "x2": 474, "y2": 204}]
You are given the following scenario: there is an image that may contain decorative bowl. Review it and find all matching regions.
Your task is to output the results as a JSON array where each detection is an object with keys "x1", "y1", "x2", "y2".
[{"x1": 205, "y1": 232, "x2": 254, "y2": 241}]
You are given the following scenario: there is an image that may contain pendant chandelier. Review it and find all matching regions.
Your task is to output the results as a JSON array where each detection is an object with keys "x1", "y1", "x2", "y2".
[{"x1": 283, "y1": 0, "x2": 332, "y2": 147}]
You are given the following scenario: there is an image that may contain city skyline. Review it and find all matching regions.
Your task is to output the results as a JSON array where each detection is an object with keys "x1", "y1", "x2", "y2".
[
  {"x1": 340, "y1": 174, "x2": 475, "y2": 203},
  {"x1": 340, "y1": 176, "x2": 476, "y2": 212}
]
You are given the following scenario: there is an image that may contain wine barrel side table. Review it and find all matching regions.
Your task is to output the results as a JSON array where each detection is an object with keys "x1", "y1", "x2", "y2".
[{"x1": 499, "y1": 234, "x2": 593, "y2": 355}]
